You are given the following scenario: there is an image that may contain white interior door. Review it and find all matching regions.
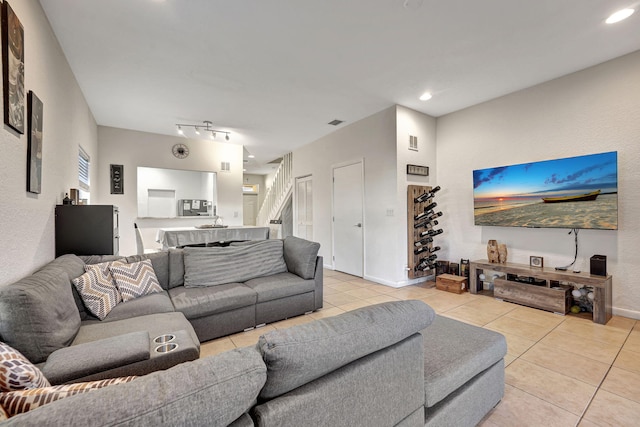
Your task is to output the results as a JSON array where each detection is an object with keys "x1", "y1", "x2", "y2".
[
  {"x1": 243, "y1": 194, "x2": 257, "y2": 225},
  {"x1": 295, "y1": 176, "x2": 313, "y2": 240},
  {"x1": 333, "y1": 162, "x2": 363, "y2": 277}
]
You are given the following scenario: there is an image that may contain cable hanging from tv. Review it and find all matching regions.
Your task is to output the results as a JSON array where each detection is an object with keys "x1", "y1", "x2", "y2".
[{"x1": 555, "y1": 228, "x2": 579, "y2": 271}]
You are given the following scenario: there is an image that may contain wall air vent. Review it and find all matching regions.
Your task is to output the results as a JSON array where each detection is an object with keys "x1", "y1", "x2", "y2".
[
  {"x1": 328, "y1": 119, "x2": 344, "y2": 126},
  {"x1": 409, "y1": 135, "x2": 418, "y2": 151},
  {"x1": 221, "y1": 161, "x2": 230, "y2": 172}
]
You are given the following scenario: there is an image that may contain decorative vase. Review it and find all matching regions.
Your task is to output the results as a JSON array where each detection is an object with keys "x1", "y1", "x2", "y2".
[
  {"x1": 487, "y1": 240, "x2": 499, "y2": 263},
  {"x1": 498, "y1": 244, "x2": 508, "y2": 264}
]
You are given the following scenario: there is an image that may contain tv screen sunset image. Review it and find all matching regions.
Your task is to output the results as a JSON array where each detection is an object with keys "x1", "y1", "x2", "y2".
[{"x1": 473, "y1": 151, "x2": 618, "y2": 230}]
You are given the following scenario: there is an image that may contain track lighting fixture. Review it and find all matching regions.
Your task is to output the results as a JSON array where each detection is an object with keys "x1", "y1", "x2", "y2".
[{"x1": 175, "y1": 120, "x2": 230, "y2": 140}]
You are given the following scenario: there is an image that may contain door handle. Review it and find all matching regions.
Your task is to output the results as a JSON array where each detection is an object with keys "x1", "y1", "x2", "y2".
[{"x1": 355, "y1": 223, "x2": 362, "y2": 227}]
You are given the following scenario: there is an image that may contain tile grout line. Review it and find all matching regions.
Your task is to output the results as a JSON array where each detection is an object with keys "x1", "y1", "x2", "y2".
[{"x1": 575, "y1": 323, "x2": 637, "y2": 426}]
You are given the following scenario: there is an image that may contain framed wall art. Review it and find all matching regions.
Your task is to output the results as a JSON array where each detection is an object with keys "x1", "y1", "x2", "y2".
[
  {"x1": 27, "y1": 91, "x2": 43, "y2": 194},
  {"x1": 2, "y1": 1, "x2": 25, "y2": 134},
  {"x1": 110, "y1": 164, "x2": 124, "y2": 194}
]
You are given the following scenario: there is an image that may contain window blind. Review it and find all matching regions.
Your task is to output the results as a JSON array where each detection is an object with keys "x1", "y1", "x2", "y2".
[{"x1": 78, "y1": 147, "x2": 90, "y2": 191}]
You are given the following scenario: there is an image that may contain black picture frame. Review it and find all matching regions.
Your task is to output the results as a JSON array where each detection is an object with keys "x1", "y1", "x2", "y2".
[
  {"x1": 530, "y1": 256, "x2": 544, "y2": 268},
  {"x1": 27, "y1": 91, "x2": 43, "y2": 194},
  {"x1": 110, "y1": 164, "x2": 124, "y2": 194},
  {"x1": 2, "y1": 1, "x2": 25, "y2": 134}
]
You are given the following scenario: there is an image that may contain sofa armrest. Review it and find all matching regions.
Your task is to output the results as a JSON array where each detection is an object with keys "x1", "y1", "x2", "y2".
[{"x1": 42, "y1": 331, "x2": 150, "y2": 384}]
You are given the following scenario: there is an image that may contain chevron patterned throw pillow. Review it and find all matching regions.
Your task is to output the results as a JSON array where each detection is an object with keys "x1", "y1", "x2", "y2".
[
  {"x1": 0, "y1": 376, "x2": 137, "y2": 418},
  {"x1": 73, "y1": 261, "x2": 125, "y2": 320},
  {"x1": 0, "y1": 342, "x2": 51, "y2": 392},
  {"x1": 110, "y1": 259, "x2": 163, "y2": 302}
]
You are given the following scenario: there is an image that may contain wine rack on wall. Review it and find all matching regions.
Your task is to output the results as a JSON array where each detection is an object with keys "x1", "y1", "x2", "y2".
[{"x1": 407, "y1": 185, "x2": 443, "y2": 280}]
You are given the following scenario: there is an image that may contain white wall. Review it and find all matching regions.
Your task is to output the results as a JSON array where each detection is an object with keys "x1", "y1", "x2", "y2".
[
  {"x1": 0, "y1": 1, "x2": 98, "y2": 286},
  {"x1": 436, "y1": 50, "x2": 640, "y2": 319},
  {"x1": 396, "y1": 106, "x2": 438, "y2": 283},
  {"x1": 95, "y1": 126, "x2": 243, "y2": 255},
  {"x1": 294, "y1": 107, "x2": 404, "y2": 285}
]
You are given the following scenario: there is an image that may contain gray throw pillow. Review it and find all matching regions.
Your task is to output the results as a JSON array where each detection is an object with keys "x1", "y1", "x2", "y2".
[
  {"x1": 183, "y1": 240, "x2": 287, "y2": 287},
  {"x1": 283, "y1": 236, "x2": 320, "y2": 279}
]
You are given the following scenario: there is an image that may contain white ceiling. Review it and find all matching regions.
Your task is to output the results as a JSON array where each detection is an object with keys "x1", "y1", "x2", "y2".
[{"x1": 39, "y1": 0, "x2": 640, "y2": 174}]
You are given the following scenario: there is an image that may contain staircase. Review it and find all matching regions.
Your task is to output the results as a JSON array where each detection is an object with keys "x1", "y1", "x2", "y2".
[{"x1": 256, "y1": 153, "x2": 293, "y2": 232}]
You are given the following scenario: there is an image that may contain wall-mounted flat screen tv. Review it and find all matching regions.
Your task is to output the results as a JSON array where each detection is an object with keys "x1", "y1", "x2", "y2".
[{"x1": 473, "y1": 151, "x2": 618, "y2": 230}]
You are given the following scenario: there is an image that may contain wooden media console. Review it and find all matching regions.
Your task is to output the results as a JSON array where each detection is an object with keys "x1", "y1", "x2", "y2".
[{"x1": 469, "y1": 260, "x2": 612, "y2": 324}]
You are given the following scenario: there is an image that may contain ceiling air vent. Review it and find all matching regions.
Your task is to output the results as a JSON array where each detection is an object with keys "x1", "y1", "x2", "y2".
[
  {"x1": 409, "y1": 135, "x2": 418, "y2": 151},
  {"x1": 221, "y1": 161, "x2": 230, "y2": 172},
  {"x1": 328, "y1": 119, "x2": 344, "y2": 126}
]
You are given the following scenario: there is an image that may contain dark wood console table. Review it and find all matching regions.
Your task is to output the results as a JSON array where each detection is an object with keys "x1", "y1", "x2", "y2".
[{"x1": 469, "y1": 260, "x2": 612, "y2": 324}]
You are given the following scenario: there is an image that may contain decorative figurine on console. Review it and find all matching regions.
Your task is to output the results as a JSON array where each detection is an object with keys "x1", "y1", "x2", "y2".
[{"x1": 487, "y1": 240, "x2": 508, "y2": 264}]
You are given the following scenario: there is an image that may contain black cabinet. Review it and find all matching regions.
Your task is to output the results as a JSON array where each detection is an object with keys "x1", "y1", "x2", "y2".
[{"x1": 55, "y1": 205, "x2": 119, "y2": 256}]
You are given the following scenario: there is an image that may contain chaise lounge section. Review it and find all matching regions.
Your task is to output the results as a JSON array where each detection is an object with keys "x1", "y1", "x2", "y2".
[{"x1": 1, "y1": 300, "x2": 507, "y2": 426}]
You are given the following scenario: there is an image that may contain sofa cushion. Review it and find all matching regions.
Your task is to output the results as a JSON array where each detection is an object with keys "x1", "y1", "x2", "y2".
[
  {"x1": 110, "y1": 260, "x2": 163, "y2": 302},
  {"x1": 283, "y1": 236, "x2": 320, "y2": 279},
  {"x1": 1, "y1": 347, "x2": 266, "y2": 426},
  {"x1": 0, "y1": 269, "x2": 81, "y2": 364},
  {"x1": 42, "y1": 332, "x2": 149, "y2": 384},
  {"x1": 168, "y1": 249, "x2": 185, "y2": 289},
  {"x1": 183, "y1": 240, "x2": 287, "y2": 288},
  {"x1": 243, "y1": 272, "x2": 315, "y2": 303},
  {"x1": 126, "y1": 252, "x2": 170, "y2": 290},
  {"x1": 0, "y1": 342, "x2": 51, "y2": 391},
  {"x1": 0, "y1": 376, "x2": 137, "y2": 418},
  {"x1": 38, "y1": 254, "x2": 93, "y2": 321},
  {"x1": 92, "y1": 291, "x2": 174, "y2": 323},
  {"x1": 169, "y1": 283, "x2": 257, "y2": 319},
  {"x1": 257, "y1": 300, "x2": 436, "y2": 399},
  {"x1": 421, "y1": 315, "x2": 507, "y2": 407}
]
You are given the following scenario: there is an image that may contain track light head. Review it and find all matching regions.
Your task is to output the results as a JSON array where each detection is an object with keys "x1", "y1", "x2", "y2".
[{"x1": 175, "y1": 121, "x2": 230, "y2": 140}]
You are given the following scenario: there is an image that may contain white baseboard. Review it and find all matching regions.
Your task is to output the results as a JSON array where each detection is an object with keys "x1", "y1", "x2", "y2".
[
  {"x1": 324, "y1": 264, "x2": 433, "y2": 289},
  {"x1": 612, "y1": 307, "x2": 640, "y2": 320},
  {"x1": 362, "y1": 274, "x2": 432, "y2": 288}
]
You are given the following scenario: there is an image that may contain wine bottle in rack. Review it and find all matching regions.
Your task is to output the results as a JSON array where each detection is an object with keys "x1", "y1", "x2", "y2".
[
  {"x1": 414, "y1": 245, "x2": 430, "y2": 255},
  {"x1": 417, "y1": 220, "x2": 439, "y2": 232},
  {"x1": 419, "y1": 228, "x2": 443, "y2": 238},
  {"x1": 415, "y1": 254, "x2": 438, "y2": 270},
  {"x1": 414, "y1": 236, "x2": 433, "y2": 247},
  {"x1": 413, "y1": 211, "x2": 443, "y2": 228},
  {"x1": 413, "y1": 186, "x2": 441, "y2": 203},
  {"x1": 413, "y1": 202, "x2": 438, "y2": 220}
]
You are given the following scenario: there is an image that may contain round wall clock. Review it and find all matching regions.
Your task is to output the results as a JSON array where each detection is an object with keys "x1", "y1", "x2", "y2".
[{"x1": 172, "y1": 143, "x2": 189, "y2": 159}]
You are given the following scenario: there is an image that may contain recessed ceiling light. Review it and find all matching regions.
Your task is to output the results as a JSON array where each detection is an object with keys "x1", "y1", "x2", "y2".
[
  {"x1": 248, "y1": 154, "x2": 255, "y2": 159},
  {"x1": 606, "y1": 8, "x2": 634, "y2": 24},
  {"x1": 419, "y1": 92, "x2": 432, "y2": 101}
]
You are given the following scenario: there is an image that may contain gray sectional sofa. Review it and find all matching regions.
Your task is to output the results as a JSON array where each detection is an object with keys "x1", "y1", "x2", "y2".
[
  {"x1": 2, "y1": 300, "x2": 507, "y2": 426},
  {"x1": 0, "y1": 237, "x2": 322, "y2": 384}
]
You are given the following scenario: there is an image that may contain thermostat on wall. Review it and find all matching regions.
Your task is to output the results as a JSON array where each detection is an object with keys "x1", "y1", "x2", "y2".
[{"x1": 407, "y1": 164, "x2": 429, "y2": 176}]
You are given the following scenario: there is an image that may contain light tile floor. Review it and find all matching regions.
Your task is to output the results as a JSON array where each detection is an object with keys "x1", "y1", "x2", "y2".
[{"x1": 200, "y1": 269, "x2": 640, "y2": 427}]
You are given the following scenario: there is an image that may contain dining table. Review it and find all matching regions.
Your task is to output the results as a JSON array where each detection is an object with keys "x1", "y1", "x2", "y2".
[{"x1": 155, "y1": 226, "x2": 270, "y2": 249}]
